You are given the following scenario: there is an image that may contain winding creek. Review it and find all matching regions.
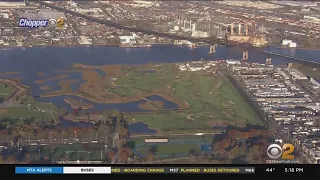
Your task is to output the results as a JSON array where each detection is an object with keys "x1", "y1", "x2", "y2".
[{"x1": 1, "y1": 44, "x2": 320, "y2": 134}]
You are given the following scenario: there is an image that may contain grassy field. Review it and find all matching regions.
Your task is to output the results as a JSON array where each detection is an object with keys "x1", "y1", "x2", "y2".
[
  {"x1": 136, "y1": 143, "x2": 201, "y2": 156},
  {"x1": 0, "y1": 83, "x2": 15, "y2": 98},
  {"x1": 0, "y1": 106, "x2": 58, "y2": 123},
  {"x1": 115, "y1": 64, "x2": 262, "y2": 133},
  {"x1": 131, "y1": 135, "x2": 213, "y2": 157},
  {"x1": 131, "y1": 135, "x2": 214, "y2": 145},
  {"x1": 27, "y1": 144, "x2": 104, "y2": 161}
]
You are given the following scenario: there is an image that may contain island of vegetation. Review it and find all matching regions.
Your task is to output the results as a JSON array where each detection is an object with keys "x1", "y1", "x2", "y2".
[
  {"x1": 138, "y1": 100, "x2": 164, "y2": 111},
  {"x1": 64, "y1": 98, "x2": 93, "y2": 110},
  {"x1": 0, "y1": 71, "x2": 22, "y2": 77},
  {"x1": 35, "y1": 74, "x2": 69, "y2": 84},
  {"x1": 40, "y1": 86, "x2": 51, "y2": 90},
  {"x1": 37, "y1": 72, "x2": 45, "y2": 76}
]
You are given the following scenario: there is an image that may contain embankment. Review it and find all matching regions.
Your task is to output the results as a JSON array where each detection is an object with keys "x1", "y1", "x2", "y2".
[{"x1": 226, "y1": 75, "x2": 267, "y2": 126}]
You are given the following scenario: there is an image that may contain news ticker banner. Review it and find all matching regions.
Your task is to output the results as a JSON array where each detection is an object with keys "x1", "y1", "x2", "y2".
[{"x1": 15, "y1": 167, "x2": 255, "y2": 174}]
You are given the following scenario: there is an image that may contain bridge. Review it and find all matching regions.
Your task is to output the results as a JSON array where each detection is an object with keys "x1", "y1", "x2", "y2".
[{"x1": 38, "y1": 1, "x2": 320, "y2": 66}]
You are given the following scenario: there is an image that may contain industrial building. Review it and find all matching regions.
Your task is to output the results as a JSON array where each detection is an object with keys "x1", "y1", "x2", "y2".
[
  {"x1": 19, "y1": 9, "x2": 66, "y2": 20},
  {"x1": 226, "y1": 23, "x2": 267, "y2": 47},
  {"x1": 226, "y1": 59, "x2": 241, "y2": 65},
  {"x1": 39, "y1": 9, "x2": 66, "y2": 20},
  {"x1": 0, "y1": 2, "x2": 26, "y2": 8},
  {"x1": 281, "y1": 39, "x2": 297, "y2": 48},
  {"x1": 119, "y1": 36, "x2": 136, "y2": 44}
]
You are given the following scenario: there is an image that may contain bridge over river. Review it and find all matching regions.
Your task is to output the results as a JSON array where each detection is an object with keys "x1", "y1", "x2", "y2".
[{"x1": 38, "y1": 1, "x2": 320, "y2": 66}]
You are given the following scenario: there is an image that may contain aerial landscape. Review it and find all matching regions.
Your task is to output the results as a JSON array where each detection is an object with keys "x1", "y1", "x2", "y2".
[{"x1": 0, "y1": 0, "x2": 320, "y2": 166}]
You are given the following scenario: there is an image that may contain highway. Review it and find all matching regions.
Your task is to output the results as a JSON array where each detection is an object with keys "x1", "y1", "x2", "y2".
[{"x1": 37, "y1": 1, "x2": 320, "y2": 66}]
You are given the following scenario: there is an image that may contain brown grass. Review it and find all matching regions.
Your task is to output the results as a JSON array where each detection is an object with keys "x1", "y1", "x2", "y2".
[
  {"x1": 40, "y1": 86, "x2": 51, "y2": 90},
  {"x1": 0, "y1": 72, "x2": 22, "y2": 76},
  {"x1": 64, "y1": 98, "x2": 93, "y2": 110},
  {"x1": 41, "y1": 79, "x2": 78, "y2": 97},
  {"x1": 35, "y1": 75, "x2": 69, "y2": 84}
]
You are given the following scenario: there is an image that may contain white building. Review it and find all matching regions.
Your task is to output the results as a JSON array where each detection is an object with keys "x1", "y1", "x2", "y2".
[
  {"x1": 282, "y1": 39, "x2": 292, "y2": 45},
  {"x1": 191, "y1": 31, "x2": 209, "y2": 38},
  {"x1": 79, "y1": 36, "x2": 91, "y2": 45},
  {"x1": 0, "y1": 2, "x2": 26, "y2": 7},
  {"x1": 0, "y1": 13, "x2": 8, "y2": 18},
  {"x1": 289, "y1": 42, "x2": 297, "y2": 48},
  {"x1": 226, "y1": 59, "x2": 241, "y2": 65},
  {"x1": 119, "y1": 36, "x2": 136, "y2": 44}
]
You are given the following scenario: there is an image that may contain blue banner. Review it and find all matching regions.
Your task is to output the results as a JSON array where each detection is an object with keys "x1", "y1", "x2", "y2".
[{"x1": 15, "y1": 167, "x2": 63, "y2": 174}]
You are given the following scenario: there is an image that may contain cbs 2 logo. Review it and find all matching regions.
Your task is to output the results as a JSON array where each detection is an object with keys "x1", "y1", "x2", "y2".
[{"x1": 267, "y1": 144, "x2": 295, "y2": 160}]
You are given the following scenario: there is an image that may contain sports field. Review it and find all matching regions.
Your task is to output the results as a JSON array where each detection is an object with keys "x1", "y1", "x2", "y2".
[
  {"x1": 27, "y1": 144, "x2": 104, "y2": 161},
  {"x1": 132, "y1": 135, "x2": 213, "y2": 157}
]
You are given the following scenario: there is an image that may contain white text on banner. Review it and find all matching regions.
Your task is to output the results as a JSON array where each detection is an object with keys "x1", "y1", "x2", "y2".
[{"x1": 63, "y1": 167, "x2": 111, "y2": 174}]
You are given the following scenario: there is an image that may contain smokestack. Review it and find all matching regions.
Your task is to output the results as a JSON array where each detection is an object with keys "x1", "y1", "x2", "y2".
[
  {"x1": 180, "y1": 17, "x2": 183, "y2": 25},
  {"x1": 183, "y1": 20, "x2": 186, "y2": 29},
  {"x1": 230, "y1": 23, "x2": 234, "y2": 35},
  {"x1": 192, "y1": 23, "x2": 196, "y2": 32},
  {"x1": 245, "y1": 24, "x2": 248, "y2": 36},
  {"x1": 238, "y1": 24, "x2": 242, "y2": 35},
  {"x1": 189, "y1": 20, "x2": 192, "y2": 29}
]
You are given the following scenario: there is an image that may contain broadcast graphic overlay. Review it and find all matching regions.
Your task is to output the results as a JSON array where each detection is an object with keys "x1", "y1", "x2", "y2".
[
  {"x1": 14, "y1": 166, "x2": 255, "y2": 174},
  {"x1": 19, "y1": 16, "x2": 66, "y2": 28},
  {"x1": 266, "y1": 143, "x2": 299, "y2": 164}
]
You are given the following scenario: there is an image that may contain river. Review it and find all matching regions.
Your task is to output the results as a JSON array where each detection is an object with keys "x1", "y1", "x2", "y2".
[{"x1": 0, "y1": 44, "x2": 319, "y2": 134}]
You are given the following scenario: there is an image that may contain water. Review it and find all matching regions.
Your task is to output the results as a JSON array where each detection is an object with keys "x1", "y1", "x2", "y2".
[{"x1": 1, "y1": 45, "x2": 320, "y2": 134}]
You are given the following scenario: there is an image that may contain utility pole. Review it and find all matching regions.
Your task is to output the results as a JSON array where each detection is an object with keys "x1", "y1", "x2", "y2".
[
  {"x1": 49, "y1": 132, "x2": 52, "y2": 143},
  {"x1": 61, "y1": 132, "x2": 64, "y2": 144},
  {"x1": 50, "y1": 102, "x2": 53, "y2": 118},
  {"x1": 208, "y1": 16, "x2": 211, "y2": 33}
]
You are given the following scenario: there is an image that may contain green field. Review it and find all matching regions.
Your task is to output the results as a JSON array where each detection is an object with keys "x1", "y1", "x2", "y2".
[
  {"x1": 0, "y1": 91, "x2": 63, "y2": 124},
  {"x1": 0, "y1": 83, "x2": 15, "y2": 98},
  {"x1": 27, "y1": 144, "x2": 104, "y2": 161},
  {"x1": 112, "y1": 64, "x2": 262, "y2": 133},
  {"x1": 0, "y1": 106, "x2": 58, "y2": 124},
  {"x1": 132, "y1": 135, "x2": 213, "y2": 157},
  {"x1": 131, "y1": 135, "x2": 213, "y2": 145},
  {"x1": 137, "y1": 144, "x2": 201, "y2": 156}
]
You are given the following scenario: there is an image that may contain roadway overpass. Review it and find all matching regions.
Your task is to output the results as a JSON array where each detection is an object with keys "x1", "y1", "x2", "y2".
[{"x1": 37, "y1": 1, "x2": 320, "y2": 66}]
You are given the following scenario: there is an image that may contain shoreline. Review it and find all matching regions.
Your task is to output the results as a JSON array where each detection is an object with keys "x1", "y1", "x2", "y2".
[
  {"x1": 2, "y1": 42, "x2": 320, "y2": 51},
  {"x1": 64, "y1": 98, "x2": 94, "y2": 110},
  {"x1": 276, "y1": 45, "x2": 320, "y2": 51},
  {"x1": 0, "y1": 42, "x2": 174, "y2": 50}
]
